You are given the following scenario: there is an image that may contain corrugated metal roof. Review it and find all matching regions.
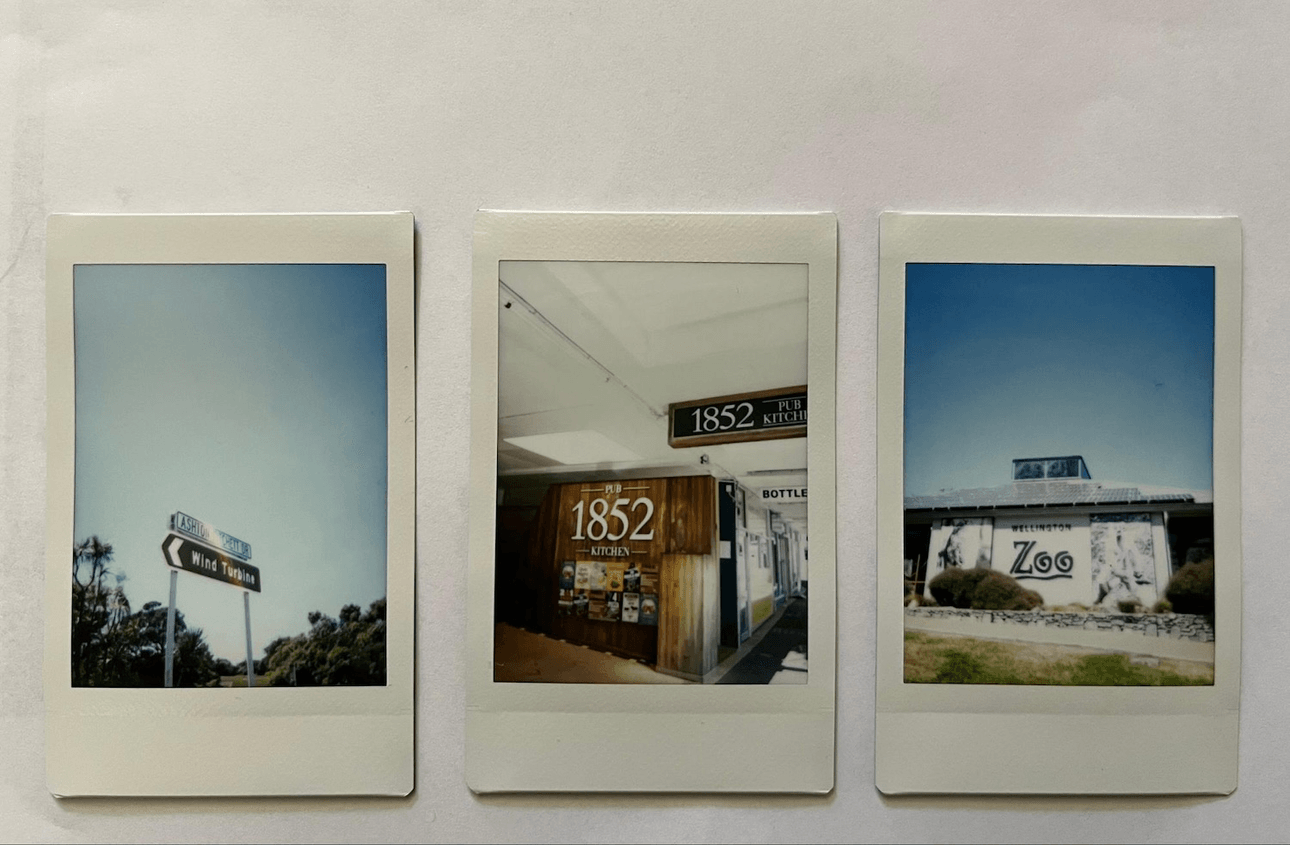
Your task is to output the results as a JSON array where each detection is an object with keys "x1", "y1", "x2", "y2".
[{"x1": 905, "y1": 479, "x2": 1212, "y2": 510}]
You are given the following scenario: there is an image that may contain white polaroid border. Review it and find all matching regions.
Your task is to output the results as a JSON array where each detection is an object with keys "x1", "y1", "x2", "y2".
[
  {"x1": 45, "y1": 213, "x2": 415, "y2": 796},
  {"x1": 875, "y1": 213, "x2": 1242, "y2": 795},
  {"x1": 468, "y1": 212, "x2": 837, "y2": 793}
]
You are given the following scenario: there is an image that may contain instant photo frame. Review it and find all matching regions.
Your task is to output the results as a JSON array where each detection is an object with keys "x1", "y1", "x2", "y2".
[
  {"x1": 45, "y1": 213, "x2": 415, "y2": 796},
  {"x1": 468, "y1": 211, "x2": 838, "y2": 793},
  {"x1": 875, "y1": 213, "x2": 1242, "y2": 795}
]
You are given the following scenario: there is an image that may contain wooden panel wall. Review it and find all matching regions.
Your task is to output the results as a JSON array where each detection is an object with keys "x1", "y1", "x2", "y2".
[{"x1": 509, "y1": 475, "x2": 719, "y2": 672}]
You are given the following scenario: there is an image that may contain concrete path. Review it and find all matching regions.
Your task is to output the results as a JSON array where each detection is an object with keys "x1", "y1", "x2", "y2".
[
  {"x1": 713, "y1": 596, "x2": 808, "y2": 685},
  {"x1": 905, "y1": 614, "x2": 1215, "y2": 663}
]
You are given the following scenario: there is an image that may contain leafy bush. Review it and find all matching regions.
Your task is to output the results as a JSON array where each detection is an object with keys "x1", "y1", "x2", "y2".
[
  {"x1": 928, "y1": 567, "x2": 987, "y2": 608},
  {"x1": 929, "y1": 567, "x2": 1042, "y2": 610},
  {"x1": 971, "y1": 570, "x2": 1043, "y2": 611},
  {"x1": 1165, "y1": 559, "x2": 1215, "y2": 616},
  {"x1": 1118, "y1": 599, "x2": 1146, "y2": 614},
  {"x1": 264, "y1": 598, "x2": 387, "y2": 686},
  {"x1": 1152, "y1": 598, "x2": 1173, "y2": 614}
]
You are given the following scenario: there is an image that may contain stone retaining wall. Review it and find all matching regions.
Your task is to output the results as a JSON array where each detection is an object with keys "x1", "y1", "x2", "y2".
[{"x1": 905, "y1": 607, "x2": 1214, "y2": 642}]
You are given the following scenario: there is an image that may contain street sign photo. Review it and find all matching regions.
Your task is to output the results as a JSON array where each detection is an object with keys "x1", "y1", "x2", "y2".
[{"x1": 161, "y1": 532, "x2": 262, "y2": 592}]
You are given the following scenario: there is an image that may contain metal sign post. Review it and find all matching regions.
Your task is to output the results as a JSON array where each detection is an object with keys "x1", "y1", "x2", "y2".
[
  {"x1": 164, "y1": 569, "x2": 178, "y2": 688},
  {"x1": 243, "y1": 591, "x2": 255, "y2": 688},
  {"x1": 160, "y1": 513, "x2": 259, "y2": 689}
]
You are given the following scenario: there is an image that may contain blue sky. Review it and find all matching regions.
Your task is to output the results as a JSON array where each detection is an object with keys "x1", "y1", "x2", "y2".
[
  {"x1": 74, "y1": 264, "x2": 387, "y2": 663},
  {"x1": 904, "y1": 263, "x2": 1214, "y2": 497}
]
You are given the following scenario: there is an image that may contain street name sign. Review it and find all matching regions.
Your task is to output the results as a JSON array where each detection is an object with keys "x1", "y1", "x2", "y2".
[
  {"x1": 668, "y1": 385, "x2": 807, "y2": 448},
  {"x1": 171, "y1": 510, "x2": 252, "y2": 560},
  {"x1": 161, "y1": 532, "x2": 262, "y2": 592}
]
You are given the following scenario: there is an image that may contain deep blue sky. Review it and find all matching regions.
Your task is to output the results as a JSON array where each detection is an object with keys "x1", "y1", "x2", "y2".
[
  {"x1": 904, "y1": 263, "x2": 1214, "y2": 496},
  {"x1": 74, "y1": 264, "x2": 387, "y2": 662}
]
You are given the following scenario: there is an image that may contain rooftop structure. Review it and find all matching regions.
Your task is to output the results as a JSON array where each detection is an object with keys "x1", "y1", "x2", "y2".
[{"x1": 907, "y1": 455, "x2": 1210, "y2": 511}]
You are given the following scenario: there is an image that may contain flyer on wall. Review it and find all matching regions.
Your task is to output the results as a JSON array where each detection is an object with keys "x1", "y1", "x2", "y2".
[
  {"x1": 874, "y1": 213, "x2": 1242, "y2": 795},
  {"x1": 467, "y1": 211, "x2": 838, "y2": 793},
  {"x1": 44, "y1": 213, "x2": 416, "y2": 796}
]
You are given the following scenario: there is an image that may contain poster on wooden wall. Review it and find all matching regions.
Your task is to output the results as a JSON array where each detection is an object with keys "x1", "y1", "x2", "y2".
[
  {"x1": 469, "y1": 212, "x2": 837, "y2": 793},
  {"x1": 875, "y1": 213, "x2": 1242, "y2": 795}
]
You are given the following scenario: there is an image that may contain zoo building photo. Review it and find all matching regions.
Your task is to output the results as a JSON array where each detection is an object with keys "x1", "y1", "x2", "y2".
[{"x1": 902, "y1": 263, "x2": 1216, "y2": 686}]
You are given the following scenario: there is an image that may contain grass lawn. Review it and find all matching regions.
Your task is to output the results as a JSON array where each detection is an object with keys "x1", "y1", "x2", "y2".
[
  {"x1": 220, "y1": 674, "x2": 274, "y2": 687},
  {"x1": 904, "y1": 632, "x2": 1213, "y2": 685}
]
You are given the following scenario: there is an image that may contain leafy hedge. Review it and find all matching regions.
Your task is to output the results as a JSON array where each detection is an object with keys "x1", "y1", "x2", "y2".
[
  {"x1": 263, "y1": 598, "x2": 387, "y2": 686},
  {"x1": 928, "y1": 567, "x2": 1043, "y2": 611},
  {"x1": 1165, "y1": 558, "x2": 1214, "y2": 616}
]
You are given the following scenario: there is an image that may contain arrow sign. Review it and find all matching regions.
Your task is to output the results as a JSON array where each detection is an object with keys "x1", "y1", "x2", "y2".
[{"x1": 161, "y1": 532, "x2": 262, "y2": 592}]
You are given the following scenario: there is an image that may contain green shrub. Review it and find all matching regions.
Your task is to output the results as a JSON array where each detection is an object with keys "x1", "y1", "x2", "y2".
[
  {"x1": 928, "y1": 567, "x2": 987, "y2": 608},
  {"x1": 1118, "y1": 598, "x2": 1146, "y2": 614},
  {"x1": 1165, "y1": 559, "x2": 1214, "y2": 616},
  {"x1": 1152, "y1": 598, "x2": 1173, "y2": 614},
  {"x1": 929, "y1": 567, "x2": 1043, "y2": 610},
  {"x1": 972, "y1": 570, "x2": 1043, "y2": 611}
]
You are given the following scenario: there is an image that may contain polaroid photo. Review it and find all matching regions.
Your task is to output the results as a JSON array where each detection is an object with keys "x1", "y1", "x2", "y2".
[
  {"x1": 875, "y1": 213, "x2": 1241, "y2": 794},
  {"x1": 44, "y1": 213, "x2": 415, "y2": 796},
  {"x1": 468, "y1": 212, "x2": 837, "y2": 792}
]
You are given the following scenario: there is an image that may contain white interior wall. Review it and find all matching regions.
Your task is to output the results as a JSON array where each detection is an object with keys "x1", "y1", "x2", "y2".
[{"x1": 3, "y1": 2, "x2": 1289, "y2": 842}]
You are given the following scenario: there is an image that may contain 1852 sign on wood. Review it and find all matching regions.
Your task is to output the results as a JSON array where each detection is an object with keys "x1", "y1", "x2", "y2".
[{"x1": 668, "y1": 385, "x2": 807, "y2": 448}]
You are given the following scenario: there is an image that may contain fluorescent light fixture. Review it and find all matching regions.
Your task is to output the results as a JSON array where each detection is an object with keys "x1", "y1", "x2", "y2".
[{"x1": 504, "y1": 430, "x2": 641, "y2": 465}]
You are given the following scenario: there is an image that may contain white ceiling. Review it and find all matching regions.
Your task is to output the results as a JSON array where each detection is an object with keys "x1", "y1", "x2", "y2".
[{"x1": 497, "y1": 260, "x2": 810, "y2": 526}]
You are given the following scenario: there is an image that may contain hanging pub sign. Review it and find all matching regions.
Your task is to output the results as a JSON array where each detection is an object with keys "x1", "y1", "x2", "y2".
[{"x1": 667, "y1": 385, "x2": 807, "y2": 448}]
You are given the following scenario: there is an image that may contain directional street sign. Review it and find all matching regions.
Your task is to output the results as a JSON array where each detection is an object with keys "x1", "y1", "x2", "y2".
[
  {"x1": 171, "y1": 511, "x2": 252, "y2": 560},
  {"x1": 161, "y1": 532, "x2": 262, "y2": 592}
]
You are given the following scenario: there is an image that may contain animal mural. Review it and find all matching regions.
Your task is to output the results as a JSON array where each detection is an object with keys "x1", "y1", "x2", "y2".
[
  {"x1": 932, "y1": 518, "x2": 993, "y2": 575},
  {"x1": 1089, "y1": 514, "x2": 1157, "y2": 608}
]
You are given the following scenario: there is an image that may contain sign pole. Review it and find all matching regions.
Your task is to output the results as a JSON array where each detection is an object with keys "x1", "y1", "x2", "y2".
[
  {"x1": 243, "y1": 591, "x2": 255, "y2": 688},
  {"x1": 164, "y1": 569, "x2": 178, "y2": 688}
]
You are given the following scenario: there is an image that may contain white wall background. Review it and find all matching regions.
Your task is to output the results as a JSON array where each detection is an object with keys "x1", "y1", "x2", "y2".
[{"x1": 3, "y1": 2, "x2": 1288, "y2": 842}]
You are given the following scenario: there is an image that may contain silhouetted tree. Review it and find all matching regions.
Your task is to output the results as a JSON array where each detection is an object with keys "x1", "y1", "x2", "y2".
[
  {"x1": 70, "y1": 537, "x2": 220, "y2": 687},
  {"x1": 71, "y1": 536, "x2": 122, "y2": 686}
]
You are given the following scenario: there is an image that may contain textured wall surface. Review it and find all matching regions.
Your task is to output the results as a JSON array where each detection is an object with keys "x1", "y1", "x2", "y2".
[
  {"x1": 906, "y1": 607, "x2": 1216, "y2": 643},
  {"x1": 3, "y1": 1, "x2": 1289, "y2": 842}
]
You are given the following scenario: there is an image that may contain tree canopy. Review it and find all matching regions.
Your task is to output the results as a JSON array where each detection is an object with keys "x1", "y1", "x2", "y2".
[
  {"x1": 263, "y1": 598, "x2": 387, "y2": 686},
  {"x1": 71, "y1": 536, "x2": 219, "y2": 687},
  {"x1": 70, "y1": 535, "x2": 386, "y2": 687}
]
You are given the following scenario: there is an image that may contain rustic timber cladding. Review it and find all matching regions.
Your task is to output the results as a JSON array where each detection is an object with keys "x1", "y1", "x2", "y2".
[{"x1": 527, "y1": 475, "x2": 720, "y2": 678}]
